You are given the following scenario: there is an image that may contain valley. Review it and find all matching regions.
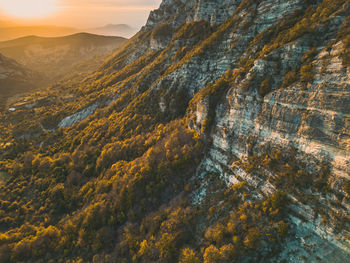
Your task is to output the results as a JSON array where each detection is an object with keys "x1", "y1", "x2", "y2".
[
  {"x1": 0, "y1": 31, "x2": 127, "y2": 112},
  {"x1": 0, "y1": 33, "x2": 127, "y2": 80}
]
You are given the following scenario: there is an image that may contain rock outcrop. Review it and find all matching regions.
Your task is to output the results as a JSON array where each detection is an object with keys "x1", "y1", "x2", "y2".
[
  {"x1": 1, "y1": 0, "x2": 349, "y2": 262},
  {"x1": 144, "y1": 0, "x2": 350, "y2": 261}
]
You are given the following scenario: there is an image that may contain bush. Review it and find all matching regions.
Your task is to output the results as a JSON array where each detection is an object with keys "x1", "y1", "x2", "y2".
[
  {"x1": 219, "y1": 244, "x2": 236, "y2": 261},
  {"x1": 282, "y1": 71, "x2": 298, "y2": 87},
  {"x1": 203, "y1": 245, "x2": 221, "y2": 263},
  {"x1": 258, "y1": 78, "x2": 272, "y2": 97},
  {"x1": 277, "y1": 221, "x2": 289, "y2": 238},
  {"x1": 179, "y1": 248, "x2": 200, "y2": 263},
  {"x1": 155, "y1": 233, "x2": 176, "y2": 261},
  {"x1": 243, "y1": 228, "x2": 260, "y2": 249},
  {"x1": 344, "y1": 181, "x2": 350, "y2": 195},
  {"x1": 138, "y1": 240, "x2": 151, "y2": 257},
  {"x1": 270, "y1": 191, "x2": 288, "y2": 209},
  {"x1": 205, "y1": 223, "x2": 226, "y2": 244},
  {"x1": 151, "y1": 23, "x2": 173, "y2": 39},
  {"x1": 300, "y1": 63, "x2": 314, "y2": 83}
]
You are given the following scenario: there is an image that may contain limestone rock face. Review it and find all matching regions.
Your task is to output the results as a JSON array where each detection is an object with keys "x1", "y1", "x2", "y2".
[
  {"x1": 58, "y1": 103, "x2": 99, "y2": 128},
  {"x1": 145, "y1": 0, "x2": 242, "y2": 30},
  {"x1": 6, "y1": 0, "x2": 347, "y2": 261},
  {"x1": 143, "y1": 0, "x2": 349, "y2": 175},
  {"x1": 208, "y1": 40, "x2": 350, "y2": 177},
  {"x1": 1, "y1": 0, "x2": 349, "y2": 261},
  {"x1": 145, "y1": 0, "x2": 196, "y2": 29},
  {"x1": 141, "y1": 0, "x2": 350, "y2": 261}
]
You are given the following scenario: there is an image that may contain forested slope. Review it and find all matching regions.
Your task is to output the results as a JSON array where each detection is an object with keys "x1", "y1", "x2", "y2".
[{"x1": 0, "y1": 0, "x2": 349, "y2": 262}]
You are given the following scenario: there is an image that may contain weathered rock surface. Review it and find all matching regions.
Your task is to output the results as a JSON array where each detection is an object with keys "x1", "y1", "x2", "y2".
[
  {"x1": 142, "y1": 0, "x2": 350, "y2": 261},
  {"x1": 4, "y1": 0, "x2": 349, "y2": 261},
  {"x1": 58, "y1": 103, "x2": 99, "y2": 128}
]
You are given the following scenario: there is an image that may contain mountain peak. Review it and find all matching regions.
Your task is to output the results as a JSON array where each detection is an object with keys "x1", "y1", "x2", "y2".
[{"x1": 145, "y1": 0, "x2": 246, "y2": 30}]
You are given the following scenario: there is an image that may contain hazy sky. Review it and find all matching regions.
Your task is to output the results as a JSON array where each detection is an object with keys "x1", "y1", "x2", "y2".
[{"x1": 0, "y1": 0, "x2": 162, "y2": 29}]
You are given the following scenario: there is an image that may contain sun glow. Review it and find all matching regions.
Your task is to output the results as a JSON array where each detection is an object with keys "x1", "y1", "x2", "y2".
[{"x1": 0, "y1": 0, "x2": 58, "y2": 19}]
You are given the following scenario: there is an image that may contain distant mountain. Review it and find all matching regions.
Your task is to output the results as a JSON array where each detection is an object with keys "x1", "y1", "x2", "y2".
[
  {"x1": 0, "y1": 33, "x2": 127, "y2": 79},
  {"x1": 0, "y1": 23, "x2": 137, "y2": 41},
  {"x1": 0, "y1": 25, "x2": 79, "y2": 42},
  {"x1": 0, "y1": 53, "x2": 42, "y2": 108},
  {"x1": 0, "y1": 20, "x2": 18, "y2": 28},
  {"x1": 86, "y1": 24, "x2": 137, "y2": 38}
]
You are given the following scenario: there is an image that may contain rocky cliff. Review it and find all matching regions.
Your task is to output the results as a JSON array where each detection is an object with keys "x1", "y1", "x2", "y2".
[
  {"x1": 0, "y1": 0, "x2": 349, "y2": 262},
  {"x1": 146, "y1": 0, "x2": 350, "y2": 260}
]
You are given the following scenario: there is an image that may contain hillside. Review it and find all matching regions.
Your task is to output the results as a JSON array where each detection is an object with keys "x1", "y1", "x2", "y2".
[
  {"x1": 0, "y1": 25, "x2": 79, "y2": 42},
  {"x1": 0, "y1": 33, "x2": 127, "y2": 79},
  {"x1": 0, "y1": 0, "x2": 349, "y2": 262},
  {"x1": 0, "y1": 53, "x2": 43, "y2": 110}
]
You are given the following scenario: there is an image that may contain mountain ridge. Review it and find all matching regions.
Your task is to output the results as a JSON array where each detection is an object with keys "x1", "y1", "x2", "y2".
[
  {"x1": 0, "y1": 33, "x2": 127, "y2": 79},
  {"x1": 0, "y1": 25, "x2": 79, "y2": 42},
  {"x1": 0, "y1": 0, "x2": 349, "y2": 262},
  {"x1": 0, "y1": 23, "x2": 136, "y2": 42}
]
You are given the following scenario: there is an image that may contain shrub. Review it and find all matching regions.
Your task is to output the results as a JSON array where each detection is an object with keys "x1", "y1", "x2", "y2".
[
  {"x1": 155, "y1": 233, "x2": 176, "y2": 261},
  {"x1": 138, "y1": 240, "x2": 151, "y2": 257},
  {"x1": 340, "y1": 36, "x2": 350, "y2": 67},
  {"x1": 219, "y1": 244, "x2": 237, "y2": 261},
  {"x1": 243, "y1": 228, "x2": 260, "y2": 249},
  {"x1": 258, "y1": 78, "x2": 272, "y2": 97},
  {"x1": 151, "y1": 23, "x2": 173, "y2": 39},
  {"x1": 344, "y1": 181, "x2": 350, "y2": 195},
  {"x1": 205, "y1": 223, "x2": 226, "y2": 244},
  {"x1": 282, "y1": 71, "x2": 298, "y2": 87},
  {"x1": 203, "y1": 245, "x2": 221, "y2": 263},
  {"x1": 277, "y1": 221, "x2": 289, "y2": 238},
  {"x1": 179, "y1": 248, "x2": 200, "y2": 263},
  {"x1": 270, "y1": 191, "x2": 288, "y2": 209},
  {"x1": 300, "y1": 63, "x2": 314, "y2": 83}
]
